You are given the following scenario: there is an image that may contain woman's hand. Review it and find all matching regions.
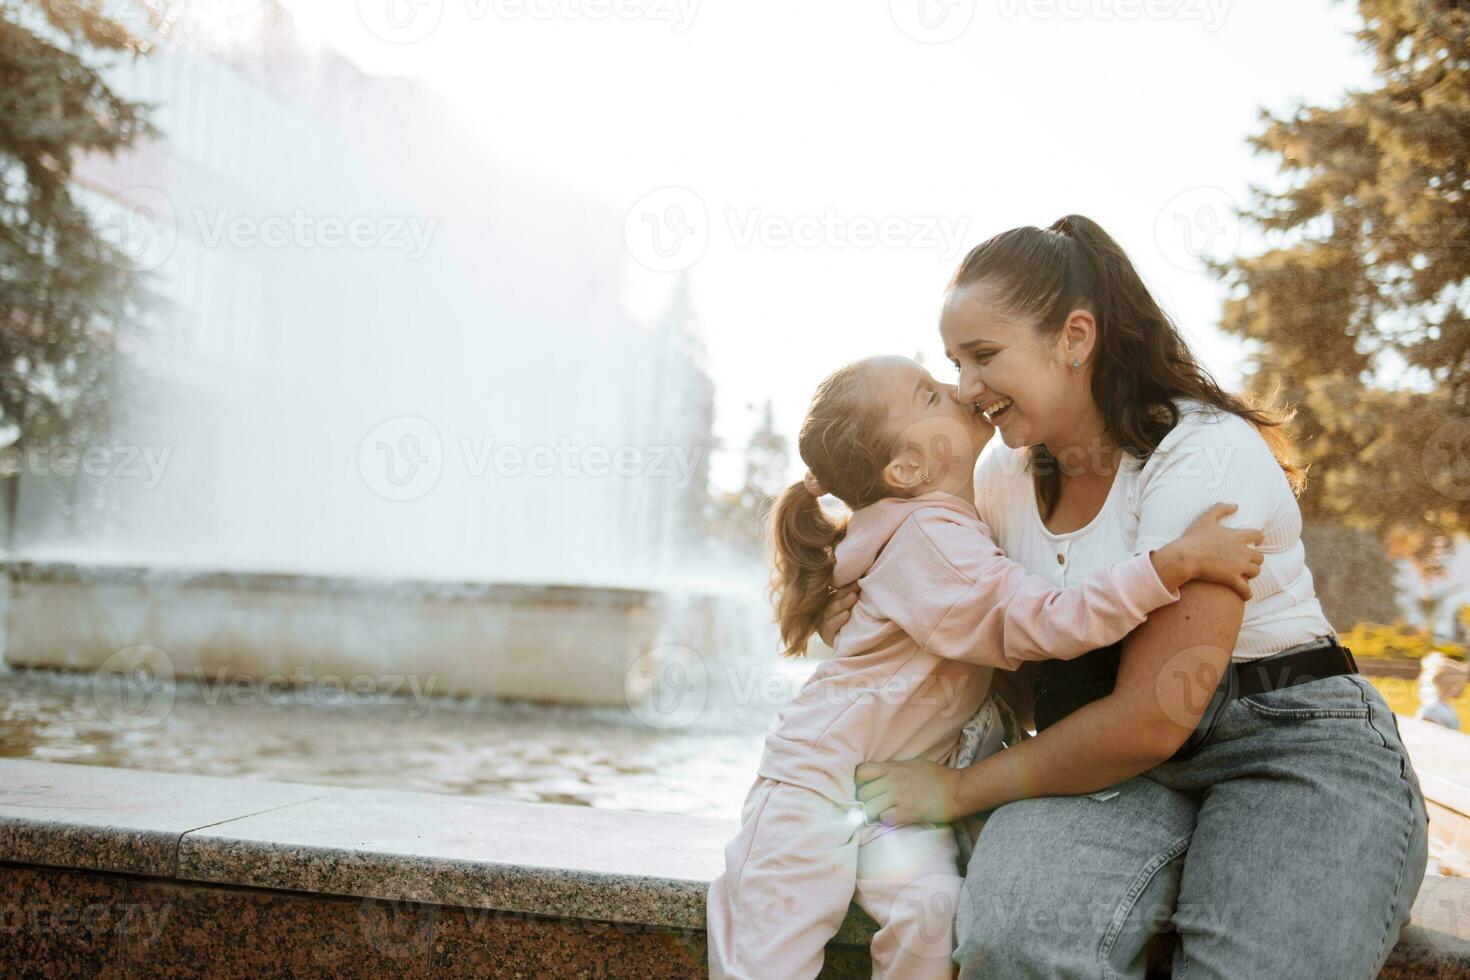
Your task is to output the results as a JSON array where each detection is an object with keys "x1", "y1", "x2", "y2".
[
  {"x1": 854, "y1": 759, "x2": 961, "y2": 827},
  {"x1": 1150, "y1": 502, "x2": 1264, "y2": 600},
  {"x1": 817, "y1": 582, "x2": 859, "y2": 647}
]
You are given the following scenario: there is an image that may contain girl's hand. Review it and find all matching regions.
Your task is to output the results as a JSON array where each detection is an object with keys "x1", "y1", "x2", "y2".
[
  {"x1": 817, "y1": 583, "x2": 859, "y2": 647},
  {"x1": 854, "y1": 759, "x2": 960, "y2": 827},
  {"x1": 1151, "y1": 502, "x2": 1265, "y2": 600}
]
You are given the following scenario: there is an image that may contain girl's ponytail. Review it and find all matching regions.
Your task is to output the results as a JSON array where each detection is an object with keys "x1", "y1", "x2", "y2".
[
  {"x1": 770, "y1": 480, "x2": 847, "y2": 657},
  {"x1": 768, "y1": 359, "x2": 898, "y2": 656}
]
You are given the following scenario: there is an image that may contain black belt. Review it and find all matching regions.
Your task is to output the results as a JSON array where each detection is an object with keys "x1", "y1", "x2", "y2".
[
  {"x1": 1036, "y1": 635, "x2": 1359, "y2": 759},
  {"x1": 1233, "y1": 636, "x2": 1358, "y2": 698}
]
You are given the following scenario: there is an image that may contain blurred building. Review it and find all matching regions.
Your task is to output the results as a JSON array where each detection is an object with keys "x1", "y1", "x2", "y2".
[{"x1": 16, "y1": 0, "x2": 716, "y2": 584}]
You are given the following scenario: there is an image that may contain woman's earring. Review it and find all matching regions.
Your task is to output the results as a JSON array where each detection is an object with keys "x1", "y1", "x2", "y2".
[{"x1": 1072, "y1": 357, "x2": 1081, "y2": 370}]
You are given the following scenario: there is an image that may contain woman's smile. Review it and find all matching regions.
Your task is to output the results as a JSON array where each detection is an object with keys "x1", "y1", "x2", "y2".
[{"x1": 979, "y1": 396, "x2": 1013, "y2": 423}]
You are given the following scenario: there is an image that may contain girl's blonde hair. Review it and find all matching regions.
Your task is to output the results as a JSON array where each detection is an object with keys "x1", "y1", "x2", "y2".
[{"x1": 770, "y1": 361, "x2": 900, "y2": 657}]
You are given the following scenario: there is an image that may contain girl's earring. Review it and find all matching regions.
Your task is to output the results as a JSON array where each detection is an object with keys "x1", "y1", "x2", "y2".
[{"x1": 1072, "y1": 358, "x2": 1081, "y2": 370}]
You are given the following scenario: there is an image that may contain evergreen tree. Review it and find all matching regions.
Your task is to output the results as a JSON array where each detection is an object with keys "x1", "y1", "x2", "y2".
[
  {"x1": 0, "y1": 0, "x2": 158, "y2": 541},
  {"x1": 708, "y1": 400, "x2": 790, "y2": 555},
  {"x1": 742, "y1": 399, "x2": 790, "y2": 509},
  {"x1": 1215, "y1": 0, "x2": 1470, "y2": 567}
]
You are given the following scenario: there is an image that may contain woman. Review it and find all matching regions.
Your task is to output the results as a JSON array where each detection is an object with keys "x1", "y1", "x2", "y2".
[{"x1": 828, "y1": 215, "x2": 1428, "y2": 978}]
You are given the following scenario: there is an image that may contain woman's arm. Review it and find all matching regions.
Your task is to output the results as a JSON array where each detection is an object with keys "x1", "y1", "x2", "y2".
[{"x1": 855, "y1": 580, "x2": 1242, "y2": 824}]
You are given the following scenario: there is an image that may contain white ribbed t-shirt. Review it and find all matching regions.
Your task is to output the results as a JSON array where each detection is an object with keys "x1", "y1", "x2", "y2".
[{"x1": 973, "y1": 399, "x2": 1334, "y2": 662}]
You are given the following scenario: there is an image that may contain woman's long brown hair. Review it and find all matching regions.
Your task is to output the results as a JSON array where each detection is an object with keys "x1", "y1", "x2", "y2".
[{"x1": 951, "y1": 214, "x2": 1303, "y2": 520}]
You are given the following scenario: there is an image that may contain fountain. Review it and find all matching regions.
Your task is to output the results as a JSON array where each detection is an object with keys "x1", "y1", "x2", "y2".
[{"x1": 0, "y1": 6, "x2": 764, "y2": 709}]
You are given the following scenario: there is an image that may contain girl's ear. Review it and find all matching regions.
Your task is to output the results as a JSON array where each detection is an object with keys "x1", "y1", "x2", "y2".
[
  {"x1": 882, "y1": 445, "x2": 926, "y2": 494},
  {"x1": 1060, "y1": 308, "x2": 1097, "y2": 367}
]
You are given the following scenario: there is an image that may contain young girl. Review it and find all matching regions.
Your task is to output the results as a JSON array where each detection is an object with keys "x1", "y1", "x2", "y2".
[{"x1": 705, "y1": 354, "x2": 1264, "y2": 980}]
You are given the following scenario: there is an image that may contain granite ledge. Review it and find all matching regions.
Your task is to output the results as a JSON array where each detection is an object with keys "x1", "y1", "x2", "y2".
[
  {"x1": 0, "y1": 761, "x2": 874, "y2": 941},
  {"x1": 0, "y1": 759, "x2": 339, "y2": 877},
  {"x1": 2, "y1": 759, "x2": 1466, "y2": 965}
]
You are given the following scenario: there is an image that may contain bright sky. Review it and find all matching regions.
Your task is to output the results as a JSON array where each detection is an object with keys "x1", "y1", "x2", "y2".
[{"x1": 281, "y1": 0, "x2": 1373, "y2": 488}]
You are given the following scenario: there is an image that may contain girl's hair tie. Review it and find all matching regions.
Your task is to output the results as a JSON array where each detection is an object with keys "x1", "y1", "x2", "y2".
[{"x1": 803, "y1": 470, "x2": 826, "y2": 497}]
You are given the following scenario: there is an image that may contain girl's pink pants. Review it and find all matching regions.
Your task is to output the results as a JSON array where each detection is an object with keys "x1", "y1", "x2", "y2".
[{"x1": 707, "y1": 776, "x2": 961, "y2": 980}]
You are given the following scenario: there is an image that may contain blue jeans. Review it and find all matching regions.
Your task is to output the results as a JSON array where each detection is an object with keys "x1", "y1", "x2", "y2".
[{"x1": 954, "y1": 673, "x2": 1429, "y2": 979}]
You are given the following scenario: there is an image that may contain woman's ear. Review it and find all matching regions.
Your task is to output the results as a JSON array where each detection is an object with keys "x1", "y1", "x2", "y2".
[
  {"x1": 882, "y1": 445, "x2": 927, "y2": 494},
  {"x1": 1060, "y1": 308, "x2": 1097, "y2": 368}
]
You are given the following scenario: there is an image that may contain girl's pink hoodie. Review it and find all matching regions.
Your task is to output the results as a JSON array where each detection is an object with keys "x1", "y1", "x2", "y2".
[{"x1": 755, "y1": 491, "x2": 1178, "y2": 805}]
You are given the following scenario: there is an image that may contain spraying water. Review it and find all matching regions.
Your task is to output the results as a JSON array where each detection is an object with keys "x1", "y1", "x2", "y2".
[{"x1": 10, "y1": 6, "x2": 716, "y2": 589}]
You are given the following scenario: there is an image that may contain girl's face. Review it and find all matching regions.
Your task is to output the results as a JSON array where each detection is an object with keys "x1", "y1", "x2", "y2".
[
  {"x1": 865, "y1": 355, "x2": 993, "y2": 496},
  {"x1": 939, "y1": 282, "x2": 1093, "y2": 450}
]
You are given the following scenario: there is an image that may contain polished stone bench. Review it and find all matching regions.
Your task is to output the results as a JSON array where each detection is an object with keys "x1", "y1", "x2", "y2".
[
  {"x1": 0, "y1": 759, "x2": 1465, "y2": 977},
  {"x1": 1398, "y1": 716, "x2": 1470, "y2": 878}
]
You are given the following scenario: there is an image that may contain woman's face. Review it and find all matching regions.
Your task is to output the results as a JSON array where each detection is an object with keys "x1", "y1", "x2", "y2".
[{"x1": 939, "y1": 281, "x2": 1090, "y2": 450}]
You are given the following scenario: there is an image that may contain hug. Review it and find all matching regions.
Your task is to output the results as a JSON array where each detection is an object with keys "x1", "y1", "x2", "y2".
[{"x1": 707, "y1": 214, "x2": 1428, "y2": 979}]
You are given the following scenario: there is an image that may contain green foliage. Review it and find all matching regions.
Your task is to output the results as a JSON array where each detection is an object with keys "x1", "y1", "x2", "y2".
[
  {"x1": 1214, "y1": 0, "x2": 1470, "y2": 567},
  {"x1": 0, "y1": 0, "x2": 157, "y2": 452},
  {"x1": 1340, "y1": 619, "x2": 1467, "y2": 660}
]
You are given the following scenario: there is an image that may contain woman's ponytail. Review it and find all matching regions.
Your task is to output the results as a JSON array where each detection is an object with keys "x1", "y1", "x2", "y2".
[
  {"x1": 1051, "y1": 213, "x2": 1306, "y2": 493},
  {"x1": 769, "y1": 480, "x2": 847, "y2": 657},
  {"x1": 1049, "y1": 212, "x2": 1198, "y2": 441}
]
